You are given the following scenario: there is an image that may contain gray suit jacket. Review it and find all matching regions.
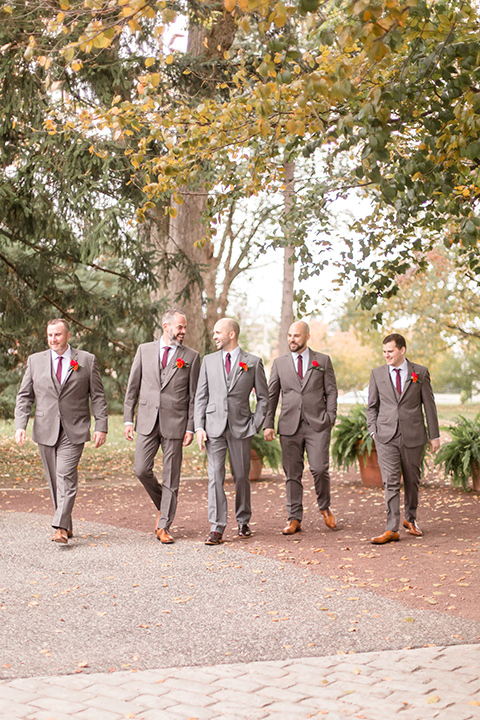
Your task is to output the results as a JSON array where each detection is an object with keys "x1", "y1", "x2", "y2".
[
  {"x1": 194, "y1": 349, "x2": 268, "y2": 439},
  {"x1": 366, "y1": 360, "x2": 440, "y2": 447},
  {"x1": 15, "y1": 348, "x2": 108, "y2": 446},
  {"x1": 124, "y1": 342, "x2": 200, "y2": 438},
  {"x1": 264, "y1": 349, "x2": 338, "y2": 435}
]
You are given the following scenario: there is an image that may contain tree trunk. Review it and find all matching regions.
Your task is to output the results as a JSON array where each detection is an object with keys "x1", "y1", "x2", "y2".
[{"x1": 278, "y1": 161, "x2": 295, "y2": 354}]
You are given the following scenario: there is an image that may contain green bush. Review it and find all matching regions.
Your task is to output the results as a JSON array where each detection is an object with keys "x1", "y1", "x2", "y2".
[
  {"x1": 331, "y1": 404, "x2": 374, "y2": 471},
  {"x1": 435, "y1": 413, "x2": 480, "y2": 491}
]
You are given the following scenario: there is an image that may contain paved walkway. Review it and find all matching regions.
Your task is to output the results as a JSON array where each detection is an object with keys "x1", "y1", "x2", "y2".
[
  {"x1": 1, "y1": 644, "x2": 480, "y2": 719},
  {"x1": 2, "y1": 513, "x2": 480, "y2": 718}
]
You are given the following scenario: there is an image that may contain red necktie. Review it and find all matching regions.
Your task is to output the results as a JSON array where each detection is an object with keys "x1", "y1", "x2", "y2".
[
  {"x1": 297, "y1": 354, "x2": 303, "y2": 380},
  {"x1": 56, "y1": 356, "x2": 63, "y2": 383},
  {"x1": 161, "y1": 346, "x2": 171, "y2": 369},
  {"x1": 394, "y1": 368, "x2": 402, "y2": 394},
  {"x1": 225, "y1": 353, "x2": 231, "y2": 375}
]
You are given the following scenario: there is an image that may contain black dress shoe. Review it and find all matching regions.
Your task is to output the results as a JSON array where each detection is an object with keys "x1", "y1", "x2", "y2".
[
  {"x1": 238, "y1": 524, "x2": 252, "y2": 537},
  {"x1": 205, "y1": 531, "x2": 223, "y2": 545}
]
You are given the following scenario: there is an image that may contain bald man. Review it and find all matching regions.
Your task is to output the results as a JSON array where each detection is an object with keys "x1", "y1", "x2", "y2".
[
  {"x1": 195, "y1": 318, "x2": 268, "y2": 545},
  {"x1": 264, "y1": 321, "x2": 338, "y2": 535}
]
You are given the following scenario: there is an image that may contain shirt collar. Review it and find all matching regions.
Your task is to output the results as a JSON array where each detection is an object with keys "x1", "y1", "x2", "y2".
[{"x1": 51, "y1": 345, "x2": 72, "y2": 362}]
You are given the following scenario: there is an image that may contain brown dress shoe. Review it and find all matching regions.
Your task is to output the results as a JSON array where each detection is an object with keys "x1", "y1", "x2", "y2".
[
  {"x1": 403, "y1": 519, "x2": 422, "y2": 537},
  {"x1": 371, "y1": 530, "x2": 400, "y2": 545},
  {"x1": 67, "y1": 530, "x2": 73, "y2": 539},
  {"x1": 51, "y1": 529, "x2": 68, "y2": 544},
  {"x1": 205, "y1": 531, "x2": 223, "y2": 545},
  {"x1": 282, "y1": 519, "x2": 301, "y2": 535},
  {"x1": 321, "y1": 508, "x2": 336, "y2": 529},
  {"x1": 156, "y1": 528, "x2": 174, "y2": 544}
]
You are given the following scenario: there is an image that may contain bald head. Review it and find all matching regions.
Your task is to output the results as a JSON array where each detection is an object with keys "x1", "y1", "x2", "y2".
[
  {"x1": 287, "y1": 321, "x2": 310, "y2": 354},
  {"x1": 213, "y1": 317, "x2": 240, "y2": 351}
]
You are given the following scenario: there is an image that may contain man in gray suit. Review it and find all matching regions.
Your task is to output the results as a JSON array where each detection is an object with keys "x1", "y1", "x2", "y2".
[
  {"x1": 195, "y1": 318, "x2": 268, "y2": 545},
  {"x1": 124, "y1": 309, "x2": 200, "y2": 543},
  {"x1": 367, "y1": 333, "x2": 440, "y2": 544},
  {"x1": 15, "y1": 318, "x2": 108, "y2": 544},
  {"x1": 264, "y1": 320, "x2": 338, "y2": 535}
]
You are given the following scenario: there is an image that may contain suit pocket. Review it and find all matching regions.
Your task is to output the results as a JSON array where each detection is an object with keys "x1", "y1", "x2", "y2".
[{"x1": 206, "y1": 403, "x2": 216, "y2": 413}]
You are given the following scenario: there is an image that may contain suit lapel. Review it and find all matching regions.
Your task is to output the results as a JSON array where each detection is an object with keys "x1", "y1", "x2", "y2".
[
  {"x1": 284, "y1": 353, "x2": 302, "y2": 389},
  {"x1": 46, "y1": 350, "x2": 61, "y2": 395},
  {"x1": 59, "y1": 348, "x2": 77, "y2": 394},
  {"x1": 228, "y1": 348, "x2": 246, "y2": 392},
  {"x1": 382, "y1": 364, "x2": 399, "y2": 403},
  {"x1": 399, "y1": 360, "x2": 414, "y2": 401},
  {"x1": 301, "y1": 348, "x2": 317, "y2": 391},
  {"x1": 162, "y1": 345, "x2": 179, "y2": 388}
]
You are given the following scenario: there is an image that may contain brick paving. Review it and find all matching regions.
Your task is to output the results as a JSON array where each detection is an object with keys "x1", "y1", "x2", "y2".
[{"x1": 1, "y1": 644, "x2": 479, "y2": 719}]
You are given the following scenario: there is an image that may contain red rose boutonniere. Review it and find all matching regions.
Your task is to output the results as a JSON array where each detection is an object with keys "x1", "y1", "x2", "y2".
[
  {"x1": 410, "y1": 371, "x2": 421, "y2": 383},
  {"x1": 239, "y1": 362, "x2": 248, "y2": 372},
  {"x1": 70, "y1": 359, "x2": 80, "y2": 371},
  {"x1": 311, "y1": 361, "x2": 324, "y2": 371},
  {"x1": 176, "y1": 358, "x2": 189, "y2": 369}
]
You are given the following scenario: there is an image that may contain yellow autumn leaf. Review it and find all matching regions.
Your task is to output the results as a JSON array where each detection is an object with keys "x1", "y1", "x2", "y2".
[
  {"x1": 145, "y1": 57, "x2": 155, "y2": 67},
  {"x1": 224, "y1": 0, "x2": 236, "y2": 11},
  {"x1": 165, "y1": 54, "x2": 174, "y2": 65},
  {"x1": 426, "y1": 696, "x2": 440, "y2": 704}
]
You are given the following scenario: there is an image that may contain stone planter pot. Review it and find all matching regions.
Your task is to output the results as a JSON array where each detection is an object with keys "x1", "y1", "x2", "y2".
[
  {"x1": 472, "y1": 462, "x2": 480, "y2": 492},
  {"x1": 249, "y1": 449, "x2": 263, "y2": 481},
  {"x1": 357, "y1": 447, "x2": 383, "y2": 488}
]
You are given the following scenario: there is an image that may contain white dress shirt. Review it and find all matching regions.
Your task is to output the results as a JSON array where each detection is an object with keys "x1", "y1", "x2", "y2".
[
  {"x1": 223, "y1": 346, "x2": 240, "y2": 373},
  {"x1": 291, "y1": 348, "x2": 309, "y2": 377},
  {"x1": 389, "y1": 360, "x2": 408, "y2": 393},
  {"x1": 51, "y1": 346, "x2": 72, "y2": 385}
]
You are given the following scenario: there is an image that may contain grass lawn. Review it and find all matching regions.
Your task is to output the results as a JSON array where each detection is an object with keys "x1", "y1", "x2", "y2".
[{"x1": 1, "y1": 405, "x2": 478, "y2": 489}]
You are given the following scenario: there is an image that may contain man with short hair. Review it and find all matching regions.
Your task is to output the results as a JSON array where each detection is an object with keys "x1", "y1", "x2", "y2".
[
  {"x1": 264, "y1": 320, "x2": 338, "y2": 535},
  {"x1": 367, "y1": 333, "x2": 440, "y2": 544},
  {"x1": 15, "y1": 319, "x2": 108, "y2": 544},
  {"x1": 124, "y1": 309, "x2": 200, "y2": 543},
  {"x1": 195, "y1": 318, "x2": 268, "y2": 545}
]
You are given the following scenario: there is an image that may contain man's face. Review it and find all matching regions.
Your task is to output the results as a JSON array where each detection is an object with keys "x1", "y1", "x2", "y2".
[
  {"x1": 47, "y1": 323, "x2": 70, "y2": 355},
  {"x1": 213, "y1": 320, "x2": 233, "y2": 350},
  {"x1": 287, "y1": 323, "x2": 309, "y2": 353},
  {"x1": 163, "y1": 314, "x2": 187, "y2": 345},
  {"x1": 383, "y1": 340, "x2": 406, "y2": 367}
]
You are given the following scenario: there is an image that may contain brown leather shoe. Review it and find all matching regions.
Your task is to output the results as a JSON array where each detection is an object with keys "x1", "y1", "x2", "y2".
[
  {"x1": 282, "y1": 519, "x2": 301, "y2": 535},
  {"x1": 52, "y1": 529, "x2": 68, "y2": 544},
  {"x1": 205, "y1": 531, "x2": 223, "y2": 545},
  {"x1": 67, "y1": 530, "x2": 73, "y2": 539},
  {"x1": 403, "y1": 519, "x2": 422, "y2": 537},
  {"x1": 156, "y1": 528, "x2": 174, "y2": 544},
  {"x1": 321, "y1": 508, "x2": 336, "y2": 529},
  {"x1": 371, "y1": 530, "x2": 400, "y2": 545}
]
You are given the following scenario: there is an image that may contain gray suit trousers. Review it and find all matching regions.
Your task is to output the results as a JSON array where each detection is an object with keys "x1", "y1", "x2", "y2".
[
  {"x1": 38, "y1": 428, "x2": 84, "y2": 532},
  {"x1": 280, "y1": 419, "x2": 331, "y2": 522},
  {"x1": 375, "y1": 431, "x2": 424, "y2": 531},
  {"x1": 133, "y1": 420, "x2": 183, "y2": 530},
  {"x1": 206, "y1": 426, "x2": 252, "y2": 533}
]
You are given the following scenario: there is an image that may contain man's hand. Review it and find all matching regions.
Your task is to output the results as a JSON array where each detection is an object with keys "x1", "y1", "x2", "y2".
[
  {"x1": 15, "y1": 429, "x2": 26, "y2": 447},
  {"x1": 429, "y1": 437, "x2": 440, "y2": 453},
  {"x1": 93, "y1": 431, "x2": 107, "y2": 448},
  {"x1": 196, "y1": 429, "x2": 207, "y2": 451},
  {"x1": 124, "y1": 424, "x2": 134, "y2": 441},
  {"x1": 264, "y1": 428, "x2": 275, "y2": 442},
  {"x1": 183, "y1": 431, "x2": 193, "y2": 447}
]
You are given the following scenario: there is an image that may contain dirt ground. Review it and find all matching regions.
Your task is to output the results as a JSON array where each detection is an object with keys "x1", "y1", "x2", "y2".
[{"x1": 2, "y1": 463, "x2": 479, "y2": 626}]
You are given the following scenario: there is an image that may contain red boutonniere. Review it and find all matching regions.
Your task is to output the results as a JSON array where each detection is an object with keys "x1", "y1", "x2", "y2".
[
  {"x1": 70, "y1": 359, "x2": 80, "y2": 371},
  {"x1": 311, "y1": 361, "x2": 324, "y2": 371},
  {"x1": 411, "y1": 371, "x2": 420, "y2": 383},
  {"x1": 176, "y1": 358, "x2": 189, "y2": 369},
  {"x1": 239, "y1": 362, "x2": 248, "y2": 372}
]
